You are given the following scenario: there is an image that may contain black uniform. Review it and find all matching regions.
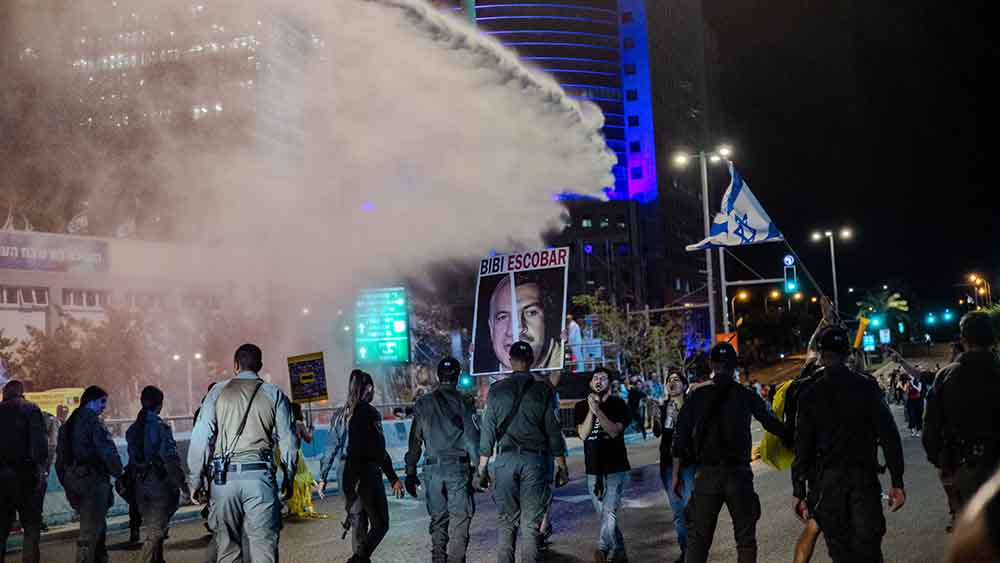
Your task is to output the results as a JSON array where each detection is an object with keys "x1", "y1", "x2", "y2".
[
  {"x1": 345, "y1": 403, "x2": 401, "y2": 561},
  {"x1": 480, "y1": 371, "x2": 566, "y2": 563},
  {"x1": 783, "y1": 359, "x2": 824, "y2": 446},
  {"x1": 405, "y1": 385, "x2": 480, "y2": 563},
  {"x1": 0, "y1": 395, "x2": 47, "y2": 563},
  {"x1": 793, "y1": 365, "x2": 904, "y2": 563},
  {"x1": 923, "y1": 350, "x2": 1000, "y2": 511},
  {"x1": 672, "y1": 375, "x2": 789, "y2": 563}
]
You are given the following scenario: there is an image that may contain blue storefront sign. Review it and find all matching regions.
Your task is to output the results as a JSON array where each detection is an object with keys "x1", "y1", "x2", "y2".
[{"x1": 0, "y1": 231, "x2": 109, "y2": 273}]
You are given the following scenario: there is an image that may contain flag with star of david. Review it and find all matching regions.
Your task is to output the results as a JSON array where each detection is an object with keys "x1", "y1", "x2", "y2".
[{"x1": 686, "y1": 162, "x2": 784, "y2": 252}]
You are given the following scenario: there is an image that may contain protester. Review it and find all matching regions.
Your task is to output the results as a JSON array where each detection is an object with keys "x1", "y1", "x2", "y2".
[
  {"x1": 124, "y1": 386, "x2": 189, "y2": 563},
  {"x1": 187, "y1": 344, "x2": 298, "y2": 563},
  {"x1": 56, "y1": 385, "x2": 124, "y2": 563},
  {"x1": 903, "y1": 373, "x2": 924, "y2": 437},
  {"x1": 0, "y1": 380, "x2": 47, "y2": 563},
  {"x1": 626, "y1": 377, "x2": 647, "y2": 440},
  {"x1": 287, "y1": 402, "x2": 320, "y2": 518},
  {"x1": 574, "y1": 368, "x2": 631, "y2": 563},
  {"x1": 653, "y1": 373, "x2": 694, "y2": 563},
  {"x1": 342, "y1": 369, "x2": 406, "y2": 563}
]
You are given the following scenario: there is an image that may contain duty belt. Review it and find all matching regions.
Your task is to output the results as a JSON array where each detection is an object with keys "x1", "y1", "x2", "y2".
[
  {"x1": 499, "y1": 445, "x2": 548, "y2": 457},
  {"x1": 424, "y1": 455, "x2": 470, "y2": 466},
  {"x1": 226, "y1": 462, "x2": 269, "y2": 473}
]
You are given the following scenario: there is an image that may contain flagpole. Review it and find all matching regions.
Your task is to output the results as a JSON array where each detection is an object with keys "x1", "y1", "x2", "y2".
[
  {"x1": 699, "y1": 151, "x2": 718, "y2": 343},
  {"x1": 720, "y1": 249, "x2": 730, "y2": 333},
  {"x1": 782, "y1": 240, "x2": 832, "y2": 309}
]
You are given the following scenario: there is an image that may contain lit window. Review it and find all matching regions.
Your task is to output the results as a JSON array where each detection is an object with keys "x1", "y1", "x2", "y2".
[
  {"x1": 616, "y1": 215, "x2": 627, "y2": 229},
  {"x1": 600, "y1": 216, "x2": 610, "y2": 228},
  {"x1": 581, "y1": 216, "x2": 593, "y2": 228}
]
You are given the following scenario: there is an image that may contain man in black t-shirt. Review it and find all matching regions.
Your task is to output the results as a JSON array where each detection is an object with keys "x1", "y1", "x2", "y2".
[
  {"x1": 626, "y1": 377, "x2": 648, "y2": 440},
  {"x1": 575, "y1": 369, "x2": 632, "y2": 563}
]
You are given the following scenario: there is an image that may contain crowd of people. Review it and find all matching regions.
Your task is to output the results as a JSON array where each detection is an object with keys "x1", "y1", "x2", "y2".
[{"x1": 3, "y1": 301, "x2": 1000, "y2": 563}]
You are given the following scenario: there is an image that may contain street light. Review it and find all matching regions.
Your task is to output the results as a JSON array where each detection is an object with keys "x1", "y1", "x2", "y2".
[
  {"x1": 731, "y1": 291, "x2": 750, "y2": 327},
  {"x1": 765, "y1": 289, "x2": 781, "y2": 314},
  {"x1": 172, "y1": 353, "x2": 203, "y2": 416},
  {"x1": 811, "y1": 228, "x2": 852, "y2": 313},
  {"x1": 672, "y1": 144, "x2": 735, "y2": 339}
]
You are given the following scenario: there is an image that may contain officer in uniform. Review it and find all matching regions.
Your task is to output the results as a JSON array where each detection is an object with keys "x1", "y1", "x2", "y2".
[
  {"x1": 56, "y1": 385, "x2": 124, "y2": 563},
  {"x1": 404, "y1": 357, "x2": 480, "y2": 563},
  {"x1": 0, "y1": 380, "x2": 47, "y2": 563},
  {"x1": 125, "y1": 386, "x2": 190, "y2": 563},
  {"x1": 187, "y1": 344, "x2": 298, "y2": 563},
  {"x1": 792, "y1": 326, "x2": 906, "y2": 563},
  {"x1": 924, "y1": 311, "x2": 1000, "y2": 512},
  {"x1": 477, "y1": 341, "x2": 568, "y2": 563},
  {"x1": 671, "y1": 342, "x2": 789, "y2": 563}
]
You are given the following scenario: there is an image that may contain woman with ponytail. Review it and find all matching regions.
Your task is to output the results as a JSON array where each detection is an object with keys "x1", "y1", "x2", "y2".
[{"x1": 55, "y1": 385, "x2": 123, "y2": 563}]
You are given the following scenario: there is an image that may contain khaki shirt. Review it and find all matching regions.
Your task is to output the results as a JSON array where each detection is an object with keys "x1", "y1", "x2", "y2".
[{"x1": 187, "y1": 371, "x2": 298, "y2": 486}]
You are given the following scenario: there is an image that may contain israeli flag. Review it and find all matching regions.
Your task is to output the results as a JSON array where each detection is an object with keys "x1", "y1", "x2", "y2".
[{"x1": 686, "y1": 163, "x2": 783, "y2": 251}]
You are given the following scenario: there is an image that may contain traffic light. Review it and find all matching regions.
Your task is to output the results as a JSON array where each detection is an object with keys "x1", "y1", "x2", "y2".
[
  {"x1": 926, "y1": 313, "x2": 937, "y2": 326},
  {"x1": 458, "y1": 373, "x2": 474, "y2": 390},
  {"x1": 943, "y1": 309, "x2": 955, "y2": 322},
  {"x1": 870, "y1": 315, "x2": 883, "y2": 328},
  {"x1": 783, "y1": 265, "x2": 799, "y2": 293}
]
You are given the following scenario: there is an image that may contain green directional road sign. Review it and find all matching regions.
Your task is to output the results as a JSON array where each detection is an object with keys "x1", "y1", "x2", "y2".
[{"x1": 355, "y1": 287, "x2": 411, "y2": 365}]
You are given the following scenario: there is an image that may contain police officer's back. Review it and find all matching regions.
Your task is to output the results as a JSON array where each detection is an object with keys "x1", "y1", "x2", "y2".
[
  {"x1": 0, "y1": 380, "x2": 47, "y2": 563},
  {"x1": 924, "y1": 311, "x2": 1000, "y2": 511},
  {"x1": 404, "y1": 357, "x2": 480, "y2": 563},
  {"x1": 671, "y1": 342, "x2": 789, "y2": 563},
  {"x1": 478, "y1": 341, "x2": 567, "y2": 563},
  {"x1": 792, "y1": 327, "x2": 905, "y2": 563},
  {"x1": 187, "y1": 343, "x2": 298, "y2": 563}
]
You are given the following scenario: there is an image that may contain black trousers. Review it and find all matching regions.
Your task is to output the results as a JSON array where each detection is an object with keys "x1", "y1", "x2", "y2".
[
  {"x1": 423, "y1": 463, "x2": 475, "y2": 563},
  {"x1": 685, "y1": 465, "x2": 760, "y2": 563},
  {"x1": 811, "y1": 468, "x2": 886, "y2": 563},
  {"x1": 346, "y1": 464, "x2": 390, "y2": 560},
  {"x1": 0, "y1": 464, "x2": 43, "y2": 563}
]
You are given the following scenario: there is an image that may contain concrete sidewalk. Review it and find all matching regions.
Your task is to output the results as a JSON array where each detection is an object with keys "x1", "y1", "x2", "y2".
[{"x1": 5, "y1": 432, "x2": 613, "y2": 554}]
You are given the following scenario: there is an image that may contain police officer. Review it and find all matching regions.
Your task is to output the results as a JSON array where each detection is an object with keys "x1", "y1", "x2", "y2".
[
  {"x1": 924, "y1": 311, "x2": 1000, "y2": 513},
  {"x1": 340, "y1": 369, "x2": 406, "y2": 563},
  {"x1": 671, "y1": 342, "x2": 788, "y2": 563},
  {"x1": 0, "y1": 380, "x2": 47, "y2": 563},
  {"x1": 187, "y1": 344, "x2": 298, "y2": 563},
  {"x1": 404, "y1": 357, "x2": 480, "y2": 563},
  {"x1": 55, "y1": 385, "x2": 124, "y2": 563},
  {"x1": 792, "y1": 327, "x2": 906, "y2": 563},
  {"x1": 477, "y1": 341, "x2": 568, "y2": 563},
  {"x1": 125, "y1": 386, "x2": 190, "y2": 563}
]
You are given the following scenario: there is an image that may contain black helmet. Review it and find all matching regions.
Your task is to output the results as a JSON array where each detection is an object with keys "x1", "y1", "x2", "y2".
[
  {"x1": 509, "y1": 341, "x2": 535, "y2": 364},
  {"x1": 960, "y1": 312, "x2": 995, "y2": 348},
  {"x1": 437, "y1": 356, "x2": 461, "y2": 383},
  {"x1": 817, "y1": 326, "x2": 851, "y2": 354},
  {"x1": 709, "y1": 342, "x2": 737, "y2": 366}
]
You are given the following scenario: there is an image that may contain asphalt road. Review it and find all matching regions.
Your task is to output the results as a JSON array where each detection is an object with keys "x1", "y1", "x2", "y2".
[{"x1": 32, "y1": 403, "x2": 952, "y2": 562}]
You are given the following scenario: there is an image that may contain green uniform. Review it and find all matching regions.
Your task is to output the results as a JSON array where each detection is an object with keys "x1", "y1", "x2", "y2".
[
  {"x1": 479, "y1": 372, "x2": 566, "y2": 563},
  {"x1": 405, "y1": 385, "x2": 480, "y2": 563},
  {"x1": 126, "y1": 412, "x2": 187, "y2": 563},
  {"x1": 0, "y1": 396, "x2": 47, "y2": 563},
  {"x1": 187, "y1": 371, "x2": 298, "y2": 563},
  {"x1": 55, "y1": 408, "x2": 124, "y2": 563}
]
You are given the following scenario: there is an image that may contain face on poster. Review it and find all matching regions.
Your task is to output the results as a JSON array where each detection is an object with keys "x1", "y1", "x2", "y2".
[{"x1": 472, "y1": 247, "x2": 569, "y2": 377}]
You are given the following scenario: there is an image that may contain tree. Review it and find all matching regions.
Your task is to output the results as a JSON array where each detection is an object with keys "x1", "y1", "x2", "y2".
[
  {"x1": 0, "y1": 329, "x2": 19, "y2": 380},
  {"x1": 857, "y1": 290, "x2": 911, "y2": 335},
  {"x1": 572, "y1": 289, "x2": 684, "y2": 376}
]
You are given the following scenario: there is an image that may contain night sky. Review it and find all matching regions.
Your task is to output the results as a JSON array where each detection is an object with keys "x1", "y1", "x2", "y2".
[{"x1": 701, "y1": 0, "x2": 997, "y2": 310}]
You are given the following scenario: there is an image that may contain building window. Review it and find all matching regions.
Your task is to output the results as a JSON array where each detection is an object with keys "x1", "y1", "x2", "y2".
[
  {"x1": 1, "y1": 287, "x2": 18, "y2": 305},
  {"x1": 616, "y1": 215, "x2": 627, "y2": 229},
  {"x1": 22, "y1": 288, "x2": 48, "y2": 306},
  {"x1": 626, "y1": 89, "x2": 638, "y2": 101},
  {"x1": 628, "y1": 115, "x2": 639, "y2": 127},
  {"x1": 624, "y1": 63, "x2": 636, "y2": 75},
  {"x1": 581, "y1": 216, "x2": 593, "y2": 228},
  {"x1": 622, "y1": 11, "x2": 634, "y2": 23},
  {"x1": 64, "y1": 289, "x2": 108, "y2": 310},
  {"x1": 675, "y1": 278, "x2": 683, "y2": 291},
  {"x1": 600, "y1": 216, "x2": 610, "y2": 228},
  {"x1": 629, "y1": 140, "x2": 641, "y2": 153},
  {"x1": 623, "y1": 37, "x2": 635, "y2": 49},
  {"x1": 630, "y1": 166, "x2": 643, "y2": 179}
]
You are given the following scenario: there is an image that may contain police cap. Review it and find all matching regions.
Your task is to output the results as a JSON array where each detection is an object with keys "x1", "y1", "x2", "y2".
[
  {"x1": 509, "y1": 341, "x2": 535, "y2": 364},
  {"x1": 437, "y1": 356, "x2": 461, "y2": 383},
  {"x1": 709, "y1": 342, "x2": 737, "y2": 365},
  {"x1": 817, "y1": 326, "x2": 851, "y2": 353}
]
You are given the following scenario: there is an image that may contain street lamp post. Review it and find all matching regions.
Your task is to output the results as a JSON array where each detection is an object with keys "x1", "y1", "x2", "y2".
[
  {"x1": 174, "y1": 352, "x2": 203, "y2": 416},
  {"x1": 731, "y1": 291, "x2": 749, "y2": 328},
  {"x1": 673, "y1": 145, "x2": 733, "y2": 339},
  {"x1": 765, "y1": 289, "x2": 781, "y2": 315},
  {"x1": 812, "y1": 228, "x2": 852, "y2": 313}
]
